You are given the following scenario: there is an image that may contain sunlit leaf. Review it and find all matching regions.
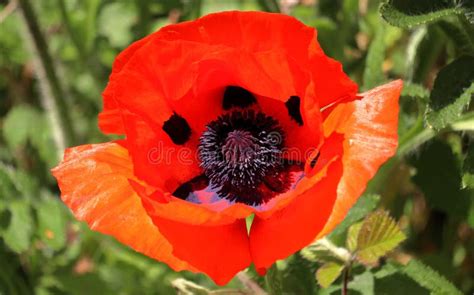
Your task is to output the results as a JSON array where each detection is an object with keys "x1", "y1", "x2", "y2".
[
  {"x1": 346, "y1": 222, "x2": 362, "y2": 252},
  {"x1": 300, "y1": 238, "x2": 350, "y2": 264},
  {"x1": 329, "y1": 194, "x2": 380, "y2": 238},
  {"x1": 316, "y1": 262, "x2": 345, "y2": 289},
  {"x1": 356, "y1": 210, "x2": 406, "y2": 265}
]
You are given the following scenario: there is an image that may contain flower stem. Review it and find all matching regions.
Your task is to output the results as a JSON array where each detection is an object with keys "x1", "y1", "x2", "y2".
[
  {"x1": 18, "y1": 0, "x2": 76, "y2": 153},
  {"x1": 342, "y1": 266, "x2": 349, "y2": 295}
]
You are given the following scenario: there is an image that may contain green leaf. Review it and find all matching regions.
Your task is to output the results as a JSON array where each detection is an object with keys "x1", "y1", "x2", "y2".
[
  {"x1": 316, "y1": 262, "x2": 345, "y2": 289},
  {"x1": 405, "y1": 27, "x2": 428, "y2": 81},
  {"x1": 349, "y1": 270, "x2": 375, "y2": 295},
  {"x1": 329, "y1": 194, "x2": 380, "y2": 238},
  {"x1": 380, "y1": 0, "x2": 463, "y2": 29},
  {"x1": 462, "y1": 139, "x2": 474, "y2": 189},
  {"x1": 363, "y1": 24, "x2": 386, "y2": 90},
  {"x1": 426, "y1": 56, "x2": 474, "y2": 130},
  {"x1": 300, "y1": 238, "x2": 350, "y2": 264},
  {"x1": 374, "y1": 263, "x2": 429, "y2": 295},
  {"x1": 2, "y1": 105, "x2": 57, "y2": 166},
  {"x1": 36, "y1": 196, "x2": 67, "y2": 251},
  {"x1": 2, "y1": 105, "x2": 36, "y2": 149},
  {"x1": 401, "y1": 83, "x2": 430, "y2": 99},
  {"x1": 399, "y1": 259, "x2": 463, "y2": 295},
  {"x1": 346, "y1": 222, "x2": 363, "y2": 252},
  {"x1": 459, "y1": 0, "x2": 474, "y2": 24},
  {"x1": 410, "y1": 140, "x2": 470, "y2": 217},
  {"x1": 438, "y1": 20, "x2": 474, "y2": 55},
  {"x1": 98, "y1": 3, "x2": 136, "y2": 48},
  {"x1": 2, "y1": 200, "x2": 34, "y2": 253},
  {"x1": 355, "y1": 210, "x2": 406, "y2": 265},
  {"x1": 281, "y1": 254, "x2": 316, "y2": 295},
  {"x1": 265, "y1": 264, "x2": 283, "y2": 295}
]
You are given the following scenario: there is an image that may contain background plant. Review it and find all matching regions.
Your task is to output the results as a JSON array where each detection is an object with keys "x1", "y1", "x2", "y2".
[{"x1": 0, "y1": 0, "x2": 472, "y2": 294}]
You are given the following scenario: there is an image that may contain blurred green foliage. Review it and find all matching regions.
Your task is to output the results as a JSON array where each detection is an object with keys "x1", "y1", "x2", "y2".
[{"x1": 0, "y1": 0, "x2": 473, "y2": 294}]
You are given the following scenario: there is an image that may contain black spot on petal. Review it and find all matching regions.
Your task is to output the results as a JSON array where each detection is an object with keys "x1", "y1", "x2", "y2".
[
  {"x1": 310, "y1": 151, "x2": 320, "y2": 168},
  {"x1": 173, "y1": 175, "x2": 209, "y2": 200},
  {"x1": 162, "y1": 113, "x2": 191, "y2": 145},
  {"x1": 222, "y1": 86, "x2": 257, "y2": 110},
  {"x1": 285, "y1": 96, "x2": 303, "y2": 126}
]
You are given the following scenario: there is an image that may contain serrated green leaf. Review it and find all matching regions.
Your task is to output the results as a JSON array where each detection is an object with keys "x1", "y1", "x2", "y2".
[
  {"x1": 363, "y1": 24, "x2": 386, "y2": 90},
  {"x1": 36, "y1": 196, "x2": 67, "y2": 251},
  {"x1": 356, "y1": 210, "x2": 406, "y2": 265},
  {"x1": 2, "y1": 201, "x2": 34, "y2": 253},
  {"x1": 399, "y1": 259, "x2": 463, "y2": 295},
  {"x1": 316, "y1": 262, "x2": 345, "y2": 289},
  {"x1": 426, "y1": 56, "x2": 474, "y2": 130},
  {"x1": 380, "y1": 0, "x2": 463, "y2": 29},
  {"x1": 401, "y1": 83, "x2": 430, "y2": 99},
  {"x1": 265, "y1": 264, "x2": 283, "y2": 295},
  {"x1": 346, "y1": 222, "x2": 363, "y2": 252},
  {"x1": 329, "y1": 194, "x2": 380, "y2": 238},
  {"x1": 281, "y1": 254, "x2": 316, "y2": 295}
]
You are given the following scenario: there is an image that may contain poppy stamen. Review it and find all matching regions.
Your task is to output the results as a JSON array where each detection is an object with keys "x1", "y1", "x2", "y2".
[{"x1": 198, "y1": 110, "x2": 292, "y2": 205}]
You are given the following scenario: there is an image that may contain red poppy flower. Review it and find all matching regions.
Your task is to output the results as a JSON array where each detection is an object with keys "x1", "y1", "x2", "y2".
[{"x1": 52, "y1": 11, "x2": 402, "y2": 285}]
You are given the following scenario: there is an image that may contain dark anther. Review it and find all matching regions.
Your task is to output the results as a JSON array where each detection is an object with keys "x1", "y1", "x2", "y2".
[
  {"x1": 173, "y1": 175, "x2": 209, "y2": 200},
  {"x1": 162, "y1": 113, "x2": 191, "y2": 145},
  {"x1": 222, "y1": 86, "x2": 257, "y2": 110},
  {"x1": 310, "y1": 151, "x2": 320, "y2": 168},
  {"x1": 198, "y1": 110, "x2": 291, "y2": 205},
  {"x1": 285, "y1": 96, "x2": 304, "y2": 126}
]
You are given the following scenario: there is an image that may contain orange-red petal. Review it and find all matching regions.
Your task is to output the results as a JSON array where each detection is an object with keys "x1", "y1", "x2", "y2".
[
  {"x1": 249, "y1": 158, "x2": 343, "y2": 270},
  {"x1": 51, "y1": 142, "x2": 193, "y2": 272},
  {"x1": 146, "y1": 215, "x2": 251, "y2": 285},
  {"x1": 318, "y1": 80, "x2": 402, "y2": 237}
]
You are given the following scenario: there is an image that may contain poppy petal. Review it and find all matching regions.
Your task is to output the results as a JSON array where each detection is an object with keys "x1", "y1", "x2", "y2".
[
  {"x1": 145, "y1": 213, "x2": 251, "y2": 285},
  {"x1": 157, "y1": 11, "x2": 358, "y2": 108},
  {"x1": 51, "y1": 142, "x2": 194, "y2": 272},
  {"x1": 99, "y1": 34, "x2": 155, "y2": 134},
  {"x1": 120, "y1": 110, "x2": 201, "y2": 191},
  {"x1": 318, "y1": 80, "x2": 402, "y2": 237},
  {"x1": 249, "y1": 158, "x2": 343, "y2": 270},
  {"x1": 102, "y1": 11, "x2": 355, "y2": 147}
]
